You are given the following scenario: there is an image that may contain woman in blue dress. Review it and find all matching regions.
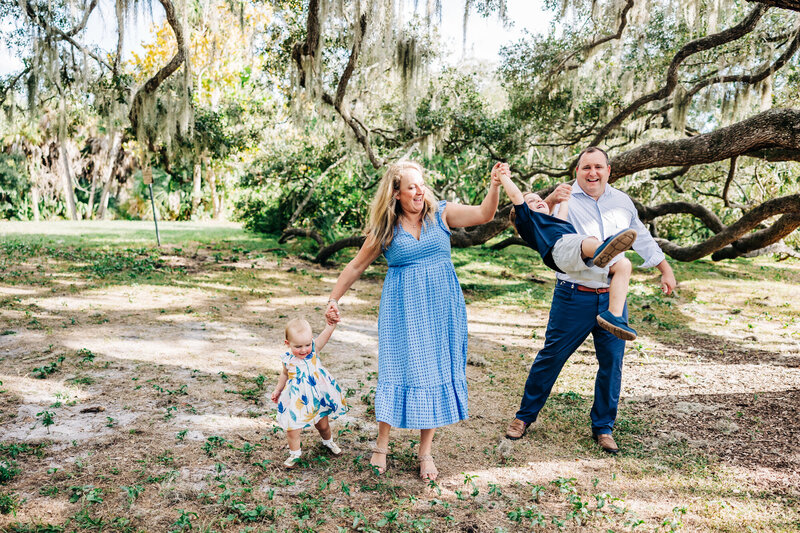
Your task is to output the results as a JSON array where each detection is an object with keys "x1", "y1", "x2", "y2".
[{"x1": 325, "y1": 161, "x2": 501, "y2": 481}]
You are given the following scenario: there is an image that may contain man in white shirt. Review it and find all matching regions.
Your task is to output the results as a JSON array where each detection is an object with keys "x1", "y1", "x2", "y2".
[{"x1": 505, "y1": 146, "x2": 677, "y2": 453}]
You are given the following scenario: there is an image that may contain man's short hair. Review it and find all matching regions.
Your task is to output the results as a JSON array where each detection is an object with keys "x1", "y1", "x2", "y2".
[{"x1": 577, "y1": 146, "x2": 610, "y2": 167}]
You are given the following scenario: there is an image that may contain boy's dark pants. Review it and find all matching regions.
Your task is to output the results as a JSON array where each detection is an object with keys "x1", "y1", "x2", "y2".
[{"x1": 515, "y1": 280, "x2": 628, "y2": 435}]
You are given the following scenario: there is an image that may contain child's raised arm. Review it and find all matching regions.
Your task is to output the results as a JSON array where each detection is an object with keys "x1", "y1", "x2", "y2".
[
  {"x1": 314, "y1": 322, "x2": 337, "y2": 352},
  {"x1": 554, "y1": 198, "x2": 569, "y2": 220},
  {"x1": 493, "y1": 162, "x2": 524, "y2": 205}
]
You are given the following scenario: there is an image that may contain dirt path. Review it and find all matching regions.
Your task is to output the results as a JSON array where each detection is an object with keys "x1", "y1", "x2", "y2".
[{"x1": 1, "y1": 248, "x2": 799, "y2": 531}]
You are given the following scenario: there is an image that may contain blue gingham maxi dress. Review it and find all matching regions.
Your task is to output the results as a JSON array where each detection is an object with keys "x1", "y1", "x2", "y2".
[{"x1": 375, "y1": 200, "x2": 469, "y2": 429}]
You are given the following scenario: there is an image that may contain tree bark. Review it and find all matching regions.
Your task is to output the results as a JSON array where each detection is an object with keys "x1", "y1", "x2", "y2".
[
  {"x1": 209, "y1": 164, "x2": 220, "y2": 219},
  {"x1": 128, "y1": 0, "x2": 187, "y2": 139},
  {"x1": 490, "y1": 237, "x2": 527, "y2": 250},
  {"x1": 280, "y1": 228, "x2": 325, "y2": 247},
  {"x1": 59, "y1": 142, "x2": 78, "y2": 220},
  {"x1": 192, "y1": 160, "x2": 202, "y2": 217},
  {"x1": 749, "y1": 0, "x2": 800, "y2": 11},
  {"x1": 653, "y1": 194, "x2": 800, "y2": 261},
  {"x1": 610, "y1": 109, "x2": 800, "y2": 179},
  {"x1": 97, "y1": 131, "x2": 123, "y2": 220},
  {"x1": 30, "y1": 186, "x2": 41, "y2": 222},
  {"x1": 314, "y1": 236, "x2": 367, "y2": 265}
]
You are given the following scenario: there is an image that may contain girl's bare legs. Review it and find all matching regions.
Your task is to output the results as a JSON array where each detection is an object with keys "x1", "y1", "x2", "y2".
[
  {"x1": 419, "y1": 428, "x2": 438, "y2": 481},
  {"x1": 370, "y1": 421, "x2": 391, "y2": 472},
  {"x1": 287, "y1": 429, "x2": 301, "y2": 452},
  {"x1": 607, "y1": 257, "x2": 632, "y2": 316},
  {"x1": 314, "y1": 416, "x2": 331, "y2": 440}
]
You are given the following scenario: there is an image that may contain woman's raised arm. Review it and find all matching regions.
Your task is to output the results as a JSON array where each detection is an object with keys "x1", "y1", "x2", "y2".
[{"x1": 442, "y1": 167, "x2": 502, "y2": 229}]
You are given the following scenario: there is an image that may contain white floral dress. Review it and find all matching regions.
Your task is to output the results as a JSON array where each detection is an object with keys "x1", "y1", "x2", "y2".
[{"x1": 275, "y1": 342, "x2": 348, "y2": 430}]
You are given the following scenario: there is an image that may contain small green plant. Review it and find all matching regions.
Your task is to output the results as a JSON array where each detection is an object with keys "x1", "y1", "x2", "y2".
[
  {"x1": 176, "y1": 429, "x2": 188, "y2": 441},
  {"x1": 36, "y1": 411, "x2": 56, "y2": 432},
  {"x1": 202, "y1": 435, "x2": 230, "y2": 457},
  {"x1": 39, "y1": 485, "x2": 59, "y2": 497},
  {"x1": 31, "y1": 356, "x2": 65, "y2": 379},
  {"x1": 169, "y1": 509, "x2": 198, "y2": 532},
  {"x1": 121, "y1": 485, "x2": 144, "y2": 508},
  {"x1": 76, "y1": 348, "x2": 95, "y2": 365}
]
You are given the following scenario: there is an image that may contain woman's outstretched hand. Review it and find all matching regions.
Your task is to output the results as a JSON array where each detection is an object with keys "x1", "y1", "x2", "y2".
[{"x1": 490, "y1": 162, "x2": 508, "y2": 188}]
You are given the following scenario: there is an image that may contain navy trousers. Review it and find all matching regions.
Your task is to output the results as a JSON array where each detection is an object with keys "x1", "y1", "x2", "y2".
[{"x1": 515, "y1": 280, "x2": 627, "y2": 434}]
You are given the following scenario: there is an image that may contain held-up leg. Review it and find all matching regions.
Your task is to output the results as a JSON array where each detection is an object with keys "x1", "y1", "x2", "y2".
[{"x1": 597, "y1": 257, "x2": 636, "y2": 340}]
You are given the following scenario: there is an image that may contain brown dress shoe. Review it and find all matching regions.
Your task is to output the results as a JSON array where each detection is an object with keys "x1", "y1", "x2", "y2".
[
  {"x1": 592, "y1": 433, "x2": 619, "y2": 454},
  {"x1": 505, "y1": 418, "x2": 528, "y2": 440}
]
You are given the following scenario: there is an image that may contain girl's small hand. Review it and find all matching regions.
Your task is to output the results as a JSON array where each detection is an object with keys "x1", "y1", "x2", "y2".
[
  {"x1": 325, "y1": 301, "x2": 340, "y2": 324},
  {"x1": 271, "y1": 389, "x2": 281, "y2": 403}
]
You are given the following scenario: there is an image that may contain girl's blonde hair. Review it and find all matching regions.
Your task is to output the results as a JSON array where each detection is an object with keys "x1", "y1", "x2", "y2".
[{"x1": 367, "y1": 161, "x2": 438, "y2": 249}]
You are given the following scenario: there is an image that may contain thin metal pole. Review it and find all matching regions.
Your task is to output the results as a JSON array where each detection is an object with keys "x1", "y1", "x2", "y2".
[{"x1": 148, "y1": 183, "x2": 161, "y2": 246}]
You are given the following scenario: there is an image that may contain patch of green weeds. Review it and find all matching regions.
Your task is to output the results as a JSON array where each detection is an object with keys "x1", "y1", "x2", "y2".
[
  {"x1": 75, "y1": 348, "x2": 95, "y2": 366},
  {"x1": 202, "y1": 435, "x2": 230, "y2": 457},
  {"x1": 0, "y1": 442, "x2": 48, "y2": 459},
  {"x1": 39, "y1": 485, "x2": 59, "y2": 497},
  {"x1": 120, "y1": 485, "x2": 144, "y2": 508},
  {"x1": 4, "y1": 523, "x2": 64, "y2": 532},
  {"x1": 31, "y1": 356, "x2": 65, "y2": 379},
  {"x1": 224, "y1": 374, "x2": 267, "y2": 404},
  {"x1": 0, "y1": 490, "x2": 19, "y2": 514},
  {"x1": 68, "y1": 376, "x2": 95, "y2": 386}
]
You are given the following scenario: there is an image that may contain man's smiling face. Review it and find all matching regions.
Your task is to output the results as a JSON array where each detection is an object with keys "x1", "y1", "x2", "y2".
[{"x1": 576, "y1": 150, "x2": 610, "y2": 201}]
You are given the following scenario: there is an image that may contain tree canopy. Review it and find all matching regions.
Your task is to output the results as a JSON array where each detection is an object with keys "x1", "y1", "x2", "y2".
[{"x1": 1, "y1": 0, "x2": 798, "y2": 261}]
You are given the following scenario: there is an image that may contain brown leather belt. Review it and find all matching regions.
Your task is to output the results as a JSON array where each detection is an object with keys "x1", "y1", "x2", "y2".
[{"x1": 575, "y1": 284, "x2": 610, "y2": 294}]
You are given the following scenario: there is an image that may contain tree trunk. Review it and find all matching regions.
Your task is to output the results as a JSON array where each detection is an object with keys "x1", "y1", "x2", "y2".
[
  {"x1": 97, "y1": 131, "x2": 123, "y2": 220},
  {"x1": 192, "y1": 160, "x2": 202, "y2": 217},
  {"x1": 27, "y1": 154, "x2": 41, "y2": 222},
  {"x1": 59, "y1": 142, "x2": 78, "y2": 220},
  {"x1": 30, "y1": 186, "x2": 41, "y2": 222},
  {"x1": 87, "y1": 168, "x2": 98, "y2": 218},
  {"x1": 209, "y1": 164, "x2": 220, "y2": 219}
]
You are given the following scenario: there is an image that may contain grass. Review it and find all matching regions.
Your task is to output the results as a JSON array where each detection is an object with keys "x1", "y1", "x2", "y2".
[{"x1": 0, "y1": 220, "x2": 798, "y2": 531}]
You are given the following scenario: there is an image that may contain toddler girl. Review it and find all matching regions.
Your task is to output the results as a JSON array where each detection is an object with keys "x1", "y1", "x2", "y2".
[{"x1": 271, "y1": 317, "x2": 348, "y2": 468}]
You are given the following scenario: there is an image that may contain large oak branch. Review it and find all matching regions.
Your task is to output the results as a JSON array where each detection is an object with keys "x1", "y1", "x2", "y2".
[
  {"x1": 654, "y1": 194, "x2": 800, "y2": 261},
  {"x1": 749, "y1": 0, "x2": 800, "y2": 11},
  {"x1": 610, "y1": 108, "x2": 800, "y2": 179},
  {"x1": 591, "y1": 5, "x2": 768, "y2": 146},
  {"x1": 128, "y1": 0, "x2": 186, "y2": 137}
]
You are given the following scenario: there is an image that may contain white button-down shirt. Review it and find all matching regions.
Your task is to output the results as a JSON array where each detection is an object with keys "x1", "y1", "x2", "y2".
[{"x1": 553, "y1": 182, "x2": 666, "y2": 288}]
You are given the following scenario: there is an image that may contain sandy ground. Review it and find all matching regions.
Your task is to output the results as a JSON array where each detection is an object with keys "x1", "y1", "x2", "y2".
[{"x1": 1, "y1": 248, "x2": 799, "y2": 531}]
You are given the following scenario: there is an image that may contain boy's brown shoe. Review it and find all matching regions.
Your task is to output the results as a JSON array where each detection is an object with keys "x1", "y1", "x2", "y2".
[
  {"x1": 592, "y1": 433, "x2": 619, "y2": 454},
  {"x1": 505, "y1": 418, "x2": 529, "y2": 440}
]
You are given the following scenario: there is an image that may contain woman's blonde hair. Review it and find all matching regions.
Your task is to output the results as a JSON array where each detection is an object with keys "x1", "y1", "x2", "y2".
[{"x1": 367, "y1": 161, "x2": 438, "y2": 249}]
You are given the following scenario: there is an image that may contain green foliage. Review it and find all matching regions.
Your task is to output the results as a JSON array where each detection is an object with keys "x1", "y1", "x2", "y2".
[
  {"x1": 0, "y1": 152, "x2": 31, "y2": 220},
  {"x1": 0, "y1": 460, "x2": 21, "y2": 484},
  {"x1": 0, "y1": 489, "x2": 18, "y2": 514}
]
